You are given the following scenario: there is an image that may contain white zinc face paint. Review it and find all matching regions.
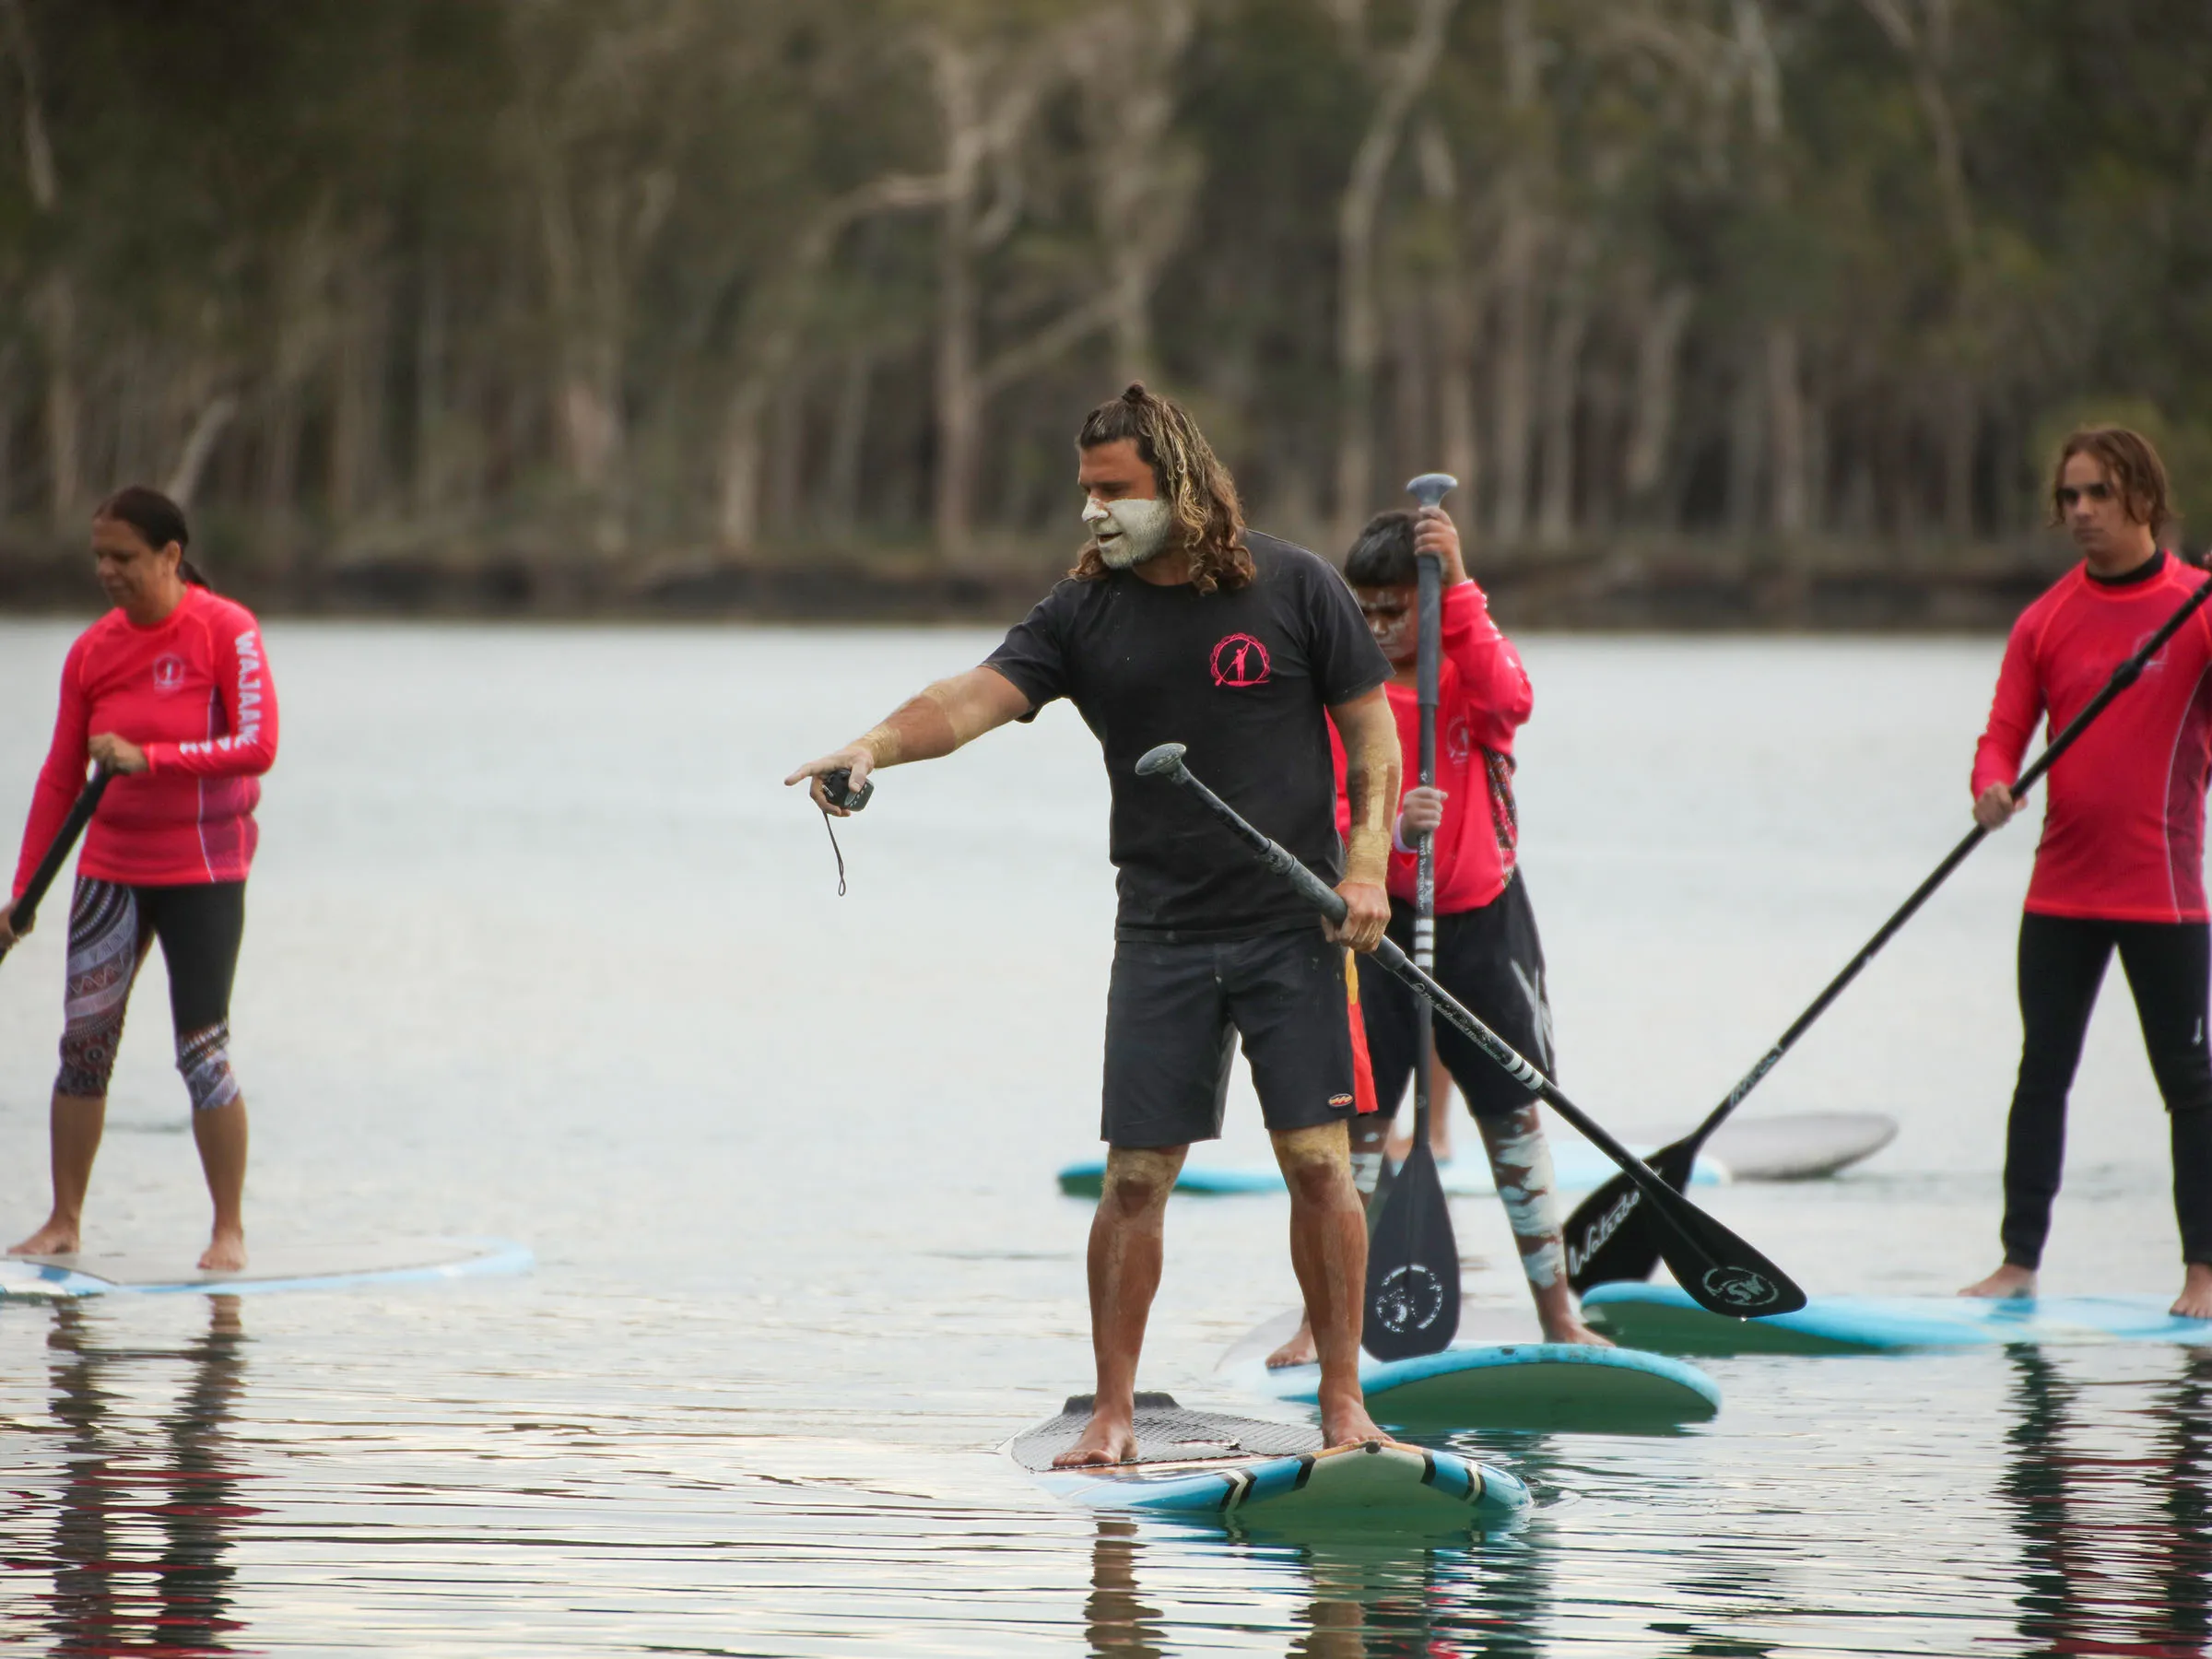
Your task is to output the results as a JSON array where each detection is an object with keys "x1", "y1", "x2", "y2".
[{"x1": 1083, "y1": 494, "x2": 1173, "y2": 569}]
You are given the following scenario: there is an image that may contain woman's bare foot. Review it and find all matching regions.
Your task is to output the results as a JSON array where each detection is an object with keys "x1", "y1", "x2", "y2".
[
  {"x1": 198, "y1": 1229, "x2": 247, "y2": 1273},
  {"x1": 1959, "y1": 1264, "x2": 2037, "y2": 1300},
  {"x1": 1318, "y1": 1394, "x2": 1385, "y2": 1449},
  {"x1": 1052, "y1": 1408, "x2": 1139, "y2": 1468},
  {"x1": 2174, "y1": 1263, "x2": 2212, "y2": 1321},
  {"x1": 1265, "y1": 1315, "x2": 1319, "y2": 1369},
  {"x1": 8, "y1": 1218, "x2": 80, "y2": 1257}
]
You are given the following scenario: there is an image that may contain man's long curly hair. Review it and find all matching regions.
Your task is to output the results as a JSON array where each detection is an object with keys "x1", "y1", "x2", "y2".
[{"x1": 1072, "y1": 383, "x2": 1254, "y2": 594}]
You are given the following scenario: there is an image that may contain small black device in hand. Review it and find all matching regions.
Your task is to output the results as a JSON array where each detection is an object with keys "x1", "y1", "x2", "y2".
[{"x1": 819, "y1": 768, "x2": 874, "y2": 812}]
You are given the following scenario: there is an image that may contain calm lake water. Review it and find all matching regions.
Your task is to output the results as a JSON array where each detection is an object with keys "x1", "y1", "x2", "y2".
[{"x1": 1, "y1": 618, "x2": 2205, "y2": 1656}]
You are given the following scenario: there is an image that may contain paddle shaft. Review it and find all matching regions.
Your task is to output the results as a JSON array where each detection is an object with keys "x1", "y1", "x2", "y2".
[
  {"x1": 1141, "y1": 746, "x2": 1805, "y2": 1315},
  {"x1": 1676, "y1": 567, "x2": 2212, "y2": 1162},
  {"x1": 1413, "y1": 547, "x2": 1441, "y2": 1146},
  {"x1": 1, "y1": 767, "x2": 112, "y2": 965}
]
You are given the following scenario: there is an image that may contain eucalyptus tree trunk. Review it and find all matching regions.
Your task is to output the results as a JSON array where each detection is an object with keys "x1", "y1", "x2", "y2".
[
  {"x1": 1623, "y1": 285, "x2": 1693, "y2": 520},
  {"x1": 1331, "y1": 0, "x2": 1458, "y2": 550},
  {"x1": 1488, "y1": 0, "x2": 1542, "y2": 546},
  {"x1": 1535, "y1": 243, "x2": 1591, "y2": 547}
]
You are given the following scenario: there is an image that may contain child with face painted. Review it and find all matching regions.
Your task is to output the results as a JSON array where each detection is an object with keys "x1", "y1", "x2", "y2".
[{"x1": 1268, "y1": 505, "x2": 1608, "y2": 1366}]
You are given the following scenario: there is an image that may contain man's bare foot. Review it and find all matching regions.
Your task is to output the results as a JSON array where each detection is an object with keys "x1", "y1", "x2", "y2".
[
  {"x1": 8, "y1": 1218, "x2": 80, "y2": 1257},
  {"x1": 1959, "y1": 1264, "x2": 2037, "y2": 1300},
  {"x1": 2173, "y1": 1263, "x2": 2212, "y2": 1321},
  {"x1": 1052, "y1": 1410, "x2": 1139, "y2": 1468},
  {"x1": 1265, "y1": 1315, "x2": 1320, "y2": 1369},
  {"x1": 1538, "y1": 1315, "x2": 1614, "y2": 1347},
  {"x1": 1318, "y1": 1394, "x2": 1385, "y2": 1449},
  {"x1": 198, "y1": 1230, "x2": 247, "y2": 1273}
]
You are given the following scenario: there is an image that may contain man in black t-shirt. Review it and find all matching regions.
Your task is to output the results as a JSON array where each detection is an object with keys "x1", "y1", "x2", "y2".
[{"x1": 789, "y1": 384, "x2": 1404, "y2": 1465}]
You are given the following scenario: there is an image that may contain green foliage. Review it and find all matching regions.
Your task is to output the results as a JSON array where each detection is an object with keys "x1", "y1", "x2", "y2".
[{"x1": 0, "y1": 0, "x2": 2205, "y2": 588}]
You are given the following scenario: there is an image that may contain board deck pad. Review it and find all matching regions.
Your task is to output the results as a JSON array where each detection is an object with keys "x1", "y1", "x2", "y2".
[
  {"x1": 1010, "y1": 1392, "x2": 1531, "y2": 1528},
  {"x1": 0, "y1": 1237, "x2": 534, "y2": 1301},
  {"x1": 1008, "y1": 1393, "x2": 1321, "y2": 1472},
  {"x1": 1583, "y1": 1283, "x2": 2212, "y2": 1355},
  {"x1": 1055, "y1": 1112, "x2": 1896, "y2": 1198}
]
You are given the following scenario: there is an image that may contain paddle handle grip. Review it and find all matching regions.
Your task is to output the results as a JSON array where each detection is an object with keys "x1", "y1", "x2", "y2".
[{"x1": 1, "y1": 767, "x2": 111, "y2": 960}]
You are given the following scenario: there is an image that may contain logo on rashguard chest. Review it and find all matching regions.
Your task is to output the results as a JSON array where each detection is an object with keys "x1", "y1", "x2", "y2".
[
  {"x1": 151, "y1": 654, "x2": 186, "y2": 694},
  {"x1": 1210, "y1": 633, "x2": 1271, "y2": 688}
]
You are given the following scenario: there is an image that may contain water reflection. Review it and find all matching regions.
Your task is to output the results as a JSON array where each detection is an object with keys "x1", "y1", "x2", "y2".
[
  {"x1": 2001, "y1": 1345, "x2": 2212, "y2": 1657},
  {"x1": 31, "y1": 1297, "x2": 254, "y2": 1657},
  {"x1": 1081, "y1": 1438, "x2": 1567, "y2": 1657}
]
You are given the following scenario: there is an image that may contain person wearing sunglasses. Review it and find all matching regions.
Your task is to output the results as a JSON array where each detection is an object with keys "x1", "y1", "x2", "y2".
[{"x1": 1963, "y1": 426, "x2": 2212, "y2": 1319}]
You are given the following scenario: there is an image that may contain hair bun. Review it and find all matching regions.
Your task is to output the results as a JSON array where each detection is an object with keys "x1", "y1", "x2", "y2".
[{"x1": 1122, "y1": 382, "x2": 1147, "y2": 403}]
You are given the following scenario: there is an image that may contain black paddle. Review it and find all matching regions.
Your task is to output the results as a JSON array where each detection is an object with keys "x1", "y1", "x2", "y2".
[
  {"x1": 1360, "y1": 471, "x2": 1460, "y2": 1361},
  {"x1": 0, "y1": 766, "x2": 112, "y2": 968},
  {"x1": 1136, "y1": 742, "x2": 1806, "y2": 1320},
  {"x1": 1563, "y1": 565, "x2": 2212, "y2": 1294}
]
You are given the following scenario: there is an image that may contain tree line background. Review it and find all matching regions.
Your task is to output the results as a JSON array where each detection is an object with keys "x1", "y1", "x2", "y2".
[{"x1": 0, "y1": 0, "x2": 2206, "y2": 618}]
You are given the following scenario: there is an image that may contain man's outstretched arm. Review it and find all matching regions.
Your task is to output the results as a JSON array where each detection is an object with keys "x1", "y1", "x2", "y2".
[{"x1": 785, "y1": 665, "x2": 1033, "y2": 815}]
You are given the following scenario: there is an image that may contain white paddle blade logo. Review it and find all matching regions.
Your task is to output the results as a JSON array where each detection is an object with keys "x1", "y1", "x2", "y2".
[
  {"x1": 1372, "y1": 1264, "x2": 1448, "y2": 1333},
  {"x1": 1703, "y1": 1266, "x2": 1783, "y2": 1313}
]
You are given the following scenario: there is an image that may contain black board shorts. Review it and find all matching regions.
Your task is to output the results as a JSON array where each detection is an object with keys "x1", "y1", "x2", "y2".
[
  {"x1": 1101, "y1": 927, "x2": 1356, "y2": 1147},
  {"x1": 1357, "y1": 872, "x2": 1552, "y2": 1121}
]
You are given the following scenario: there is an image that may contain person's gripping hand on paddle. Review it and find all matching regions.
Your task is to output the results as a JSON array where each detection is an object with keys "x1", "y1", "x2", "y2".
[
  {"x1": 1972, "y1": 782, "x2": 2025, "y2": 831},
  {"x1": 1324, "y1": 686, "x2": 1400, "y2": 954},
  {"x1": 86, "y1": 734, "x2": 148, "y2": 776}
]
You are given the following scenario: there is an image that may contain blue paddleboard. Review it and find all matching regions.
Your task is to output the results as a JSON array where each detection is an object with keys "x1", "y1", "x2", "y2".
[
  {"x1": 0, "y1": 1237, "x2": 535, "y2": 1301},
  {"x1": 1582, "y1": 1283, "x2": 2212, "y2": 1355},
  {"x1": 1010, "y1": 1394, "x2": 1529, "y2": 1527},
  {"x1": 1235, "y1": 1339, "x2": 1721, "y2": 1431},
  {"x1": 1055, "y1": 1140, "x2": 1721, "y2": 1199},
  {"x1": 1053, "y1": 1112, "x2": 1896, "y2": 1199}
]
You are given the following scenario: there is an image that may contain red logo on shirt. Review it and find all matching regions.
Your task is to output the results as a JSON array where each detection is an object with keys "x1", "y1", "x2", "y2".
[
  {"x1": 1210, "y1": 633, "x2": 1271, "y2": 688},
  {"x1": 151, "y1": 654, "x2": 187, "y2": 693}
]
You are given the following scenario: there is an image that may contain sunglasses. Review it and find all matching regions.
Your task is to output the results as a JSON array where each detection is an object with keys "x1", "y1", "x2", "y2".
[{"x1": 2056, "y1": 482, "x2": 2115, "y2": 507}]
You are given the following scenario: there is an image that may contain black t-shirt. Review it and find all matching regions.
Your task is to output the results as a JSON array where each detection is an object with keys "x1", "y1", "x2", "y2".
[{"x1": 985, "y1": 531, "x2": 1391, "y2": 942}]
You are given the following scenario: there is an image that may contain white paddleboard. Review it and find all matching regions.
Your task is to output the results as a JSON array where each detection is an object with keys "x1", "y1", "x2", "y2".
[
  {"x1": 0, "y1": 1237, "x2": 534, "y2": 1301},
  {"x1": 1009, "y1": 1393, "x2": 1529, "y2": 1528},
  {"x1": 1583, "y1": 1283, "x2": 2212, "y2": 1355},
  {"x1": 1222, "y1": 1308, "x2": 1720, "y2": 1430}
]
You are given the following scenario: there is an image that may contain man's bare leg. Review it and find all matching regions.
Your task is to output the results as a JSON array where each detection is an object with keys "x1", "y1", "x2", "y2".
[
  {"x1": 1268, "y1": 1111, "x2": 1392, "y2": 1369},
  {"x1": 1272, "y1": 1123, "x2": 1382, "y2": 1446},
  {"x1": 1479, "y1": 1106, "x2": 1609, "y2": 1346},
  {"x1": 1053, "y1": 1145, "x2": 1185, "y2": 1468},
  {"x1": 192, "y1": 1097, "x2": 248, "y2": 1272},
  {"x1": 8, "y1": 1091, "x2": 107, "y2": 1256},
  {"x1": 1959, "y1": 1264, "x2": 2038, "y2": 1299},
  {"x1": 2172, "y1": 1262, "x2": 2212, "y2": 1319}
]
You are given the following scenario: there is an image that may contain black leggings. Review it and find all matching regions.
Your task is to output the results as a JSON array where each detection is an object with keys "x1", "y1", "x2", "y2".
[{"x1": 2003, "y1": 913, "x2": 2212, "y2": 1268}]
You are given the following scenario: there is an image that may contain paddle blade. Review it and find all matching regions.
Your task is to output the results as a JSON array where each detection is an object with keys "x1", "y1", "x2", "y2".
[
  {"x1": 1564, "y1": 1138, "x2": 1699, "y2": 1294},
  {"x1": 1361, "y1": 1139, "x2": 1460, "y2": 1360},
  {"x1": 1638, "y1": 1175, "x2": 1806, "y2": 1318}
]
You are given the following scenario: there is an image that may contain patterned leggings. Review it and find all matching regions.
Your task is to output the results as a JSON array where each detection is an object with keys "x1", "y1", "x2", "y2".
[{"x1": 57, "y1": 877, "x2": 246, "y2": 1113}]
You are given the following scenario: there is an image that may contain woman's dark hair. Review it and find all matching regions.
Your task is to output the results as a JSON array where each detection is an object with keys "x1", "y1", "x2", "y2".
[
  {"x1": 94, "y1": 485, "x2": 209, "y2": 588},
  {"x1": 1344, "y1": 509, "x2": 1418, "y2": 587},
  {"x1": 2048, "y1": 427, "x2": 2176, "y2": 536},
  {"x1": 1072, "y1": 382, "x2": 1253, "y2": 594}
]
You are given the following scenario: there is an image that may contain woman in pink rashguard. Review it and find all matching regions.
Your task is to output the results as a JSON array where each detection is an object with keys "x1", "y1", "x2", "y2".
[{"x1": 1, "y1": 487, "x2": 279, "y2": 1272}]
